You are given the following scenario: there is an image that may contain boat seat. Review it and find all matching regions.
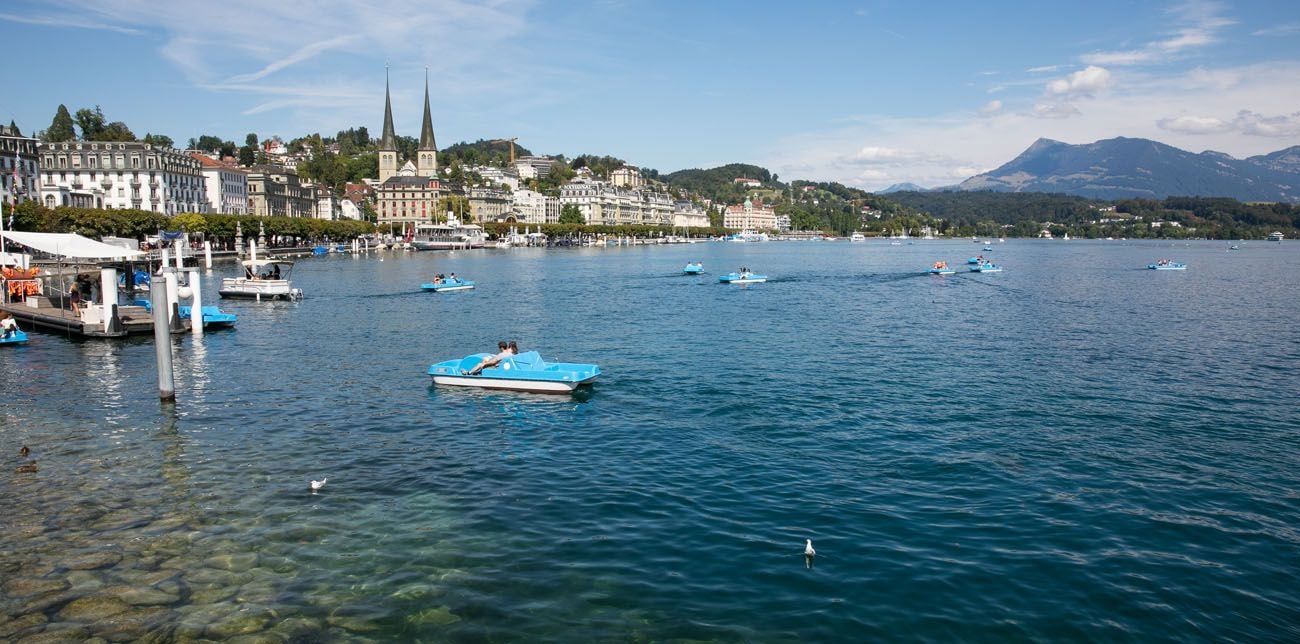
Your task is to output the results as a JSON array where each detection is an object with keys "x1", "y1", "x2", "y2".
[{"x1": 509, "y1": 351, "x2": 543, "y2": 370}]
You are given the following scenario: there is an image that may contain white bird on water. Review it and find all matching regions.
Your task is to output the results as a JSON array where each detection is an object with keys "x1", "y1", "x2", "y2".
[
  {"x1": 805, "y1": 539, "x2": 816, "y2": 557},
  {"x1": 310, "y1": 477, "x2": 327, "y2": 491}
]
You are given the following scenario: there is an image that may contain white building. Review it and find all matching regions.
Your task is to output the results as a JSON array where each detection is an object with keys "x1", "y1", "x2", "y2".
[
  {"x1": 514, "y1": 155, "x2": 555, "y2": 180},
  {"x1": 559, "y1": 178, "x2": 674, "y2": 226},
  {"x1": 610, "y1": 166, "x2": 643, "y2": 188},
  {"x1": 1, "y1": 125, "x2": 40, "y2": 204},
  {"x1": 315, "y1": 187, "x2": 341, "y2": 220},
  {"x1": 671, "y1": 201, "x2": 711, "y2": 228},
  {"x1": 511, "y1": 188, "x2": 560, "y2": 225},
  {"x1": 39, "y1": 141, "x2": 208, "y2": 213},
  {"x1": 340, "y1": 198, "x2": 363, "y2": 221},
  {"x1": 723, "y1": 197, "x2": 777, "y2": 231},
  {"x1": 190, "y1": 153, "x2": 248, "y2": 214},
  {"x1": 474, "y1": 165, "x2": 520, "y2": 191}
]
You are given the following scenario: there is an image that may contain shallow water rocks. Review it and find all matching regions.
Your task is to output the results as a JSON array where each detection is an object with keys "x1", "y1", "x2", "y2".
[
  {"x1": 205, "y1": 605, "x2": 276, "y2": 639},
  {"x1": 62, "y1": 551, "x2": 122, "y2": 571},
  {"x1": 327, "y1": 605, "x2": 387, "y2": 633},
  {"x1": 0, "y1": 613, "x2": 49, "y2": 639},
  {"x1": 57, "y1": 595, "x2": 130, "y2": 621},
  {"x1": 3, "y1": 577, "x2": 71, "y2": 597},
  {"x1": 188, "y1": 584, "x2": 238, "y2": 604},
  {"x1": 91, "y1": 606, "x2": 174, "y2": 642},
  {"x1": 15, "y1": 623, "x2": 90, "y2": 644},
  {"x1": 204, "y1": 552, "x2": 260, "y2": 573},
  {"x1": 118, "y1": 585, "x2": 180, "y2": 606},
  {"x1": 407, "y1": 605, "x2": 461, "y2": 626}
]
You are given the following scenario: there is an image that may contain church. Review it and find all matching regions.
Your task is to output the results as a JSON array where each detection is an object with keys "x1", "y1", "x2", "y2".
[{"x1": 375, "y1": 72, "x2": 441, "y2": 229}]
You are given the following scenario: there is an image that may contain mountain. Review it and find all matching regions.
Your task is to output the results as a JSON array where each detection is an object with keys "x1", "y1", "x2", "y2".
[
  {"x1": 878, "y1": 182, "x2": 928, "y2": 193},
  {"x1": 957, "y1": 137, "x2": 1300, "y2": 203}
]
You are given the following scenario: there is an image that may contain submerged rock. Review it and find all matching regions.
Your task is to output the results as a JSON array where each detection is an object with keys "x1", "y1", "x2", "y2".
[
  {"x1": 406, "y1": 606, "x2": 461, "y2": 626},
  {"x1": 118, "y1": 586, "x2": 180, "y2": 606},
  {"x1": 205, "y1": 606, "x2": 276, "y2": 639},
  {"x1": 57, "y1": 595, "x2": 131, "y2": 621},
  {"x1": 3, "y1": 577, "x2": 70, "y2": 597},
  {"x1": 62, "y1": 552, "x2": 122, "y2": 571},
  {"x1": 16, "y1": 623, "x2": 91, "y2": 644},
  {"x1": 204, "y1": 552, "x2": 259, "y2": 573},
  {"x1": 0, "y1": 613, "x2": 50, "y2": 639},
  {"x1": 91, "y1": 606, "x2": 174, "y2": 642}
]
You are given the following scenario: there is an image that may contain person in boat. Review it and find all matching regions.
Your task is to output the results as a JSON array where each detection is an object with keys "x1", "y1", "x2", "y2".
[
  {"x1": 449, "y1": 273, "x2": 457, "y2": 283},
  {"x1": 433, "y1": 274, "x2": 443, "y2": 285},
  {"x1": 464, "y1": 341, "x2": 514, "y2": 375},
  {"x1": 509, "y1": 340, "x2": 519, "y2": 355},
  {"x1": 0, "y1": 312, "x2": 18, "y2": 339},
  {"x1": 271, "y1": 265, "x2": 281, "y2": 280}
]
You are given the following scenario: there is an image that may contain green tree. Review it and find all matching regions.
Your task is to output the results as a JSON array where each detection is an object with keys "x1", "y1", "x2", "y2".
[
  {"x1": 435, "y1": 195, "x2": 470, "y2": 223},
  {"x1": 100, "y1": 121, "x2": 136, "y2": 141},
  {"x1": 44, "y1": 104, "x2": 76, "y2": 142},
  {"x1": 142, "y1": 133, "x2": 173, "y2": 148},
  {"x1": 245, "y1": 133, "x2": 259, "y2": 148},
  {"x1": 192, "y1": 134, "x2": 225, "y2": 152},
  {"x1": 238, "y1": 146, "x2": 255, "y2": 167},
  {"x1": 74, "y1": 106, "x2": 107, "y2": 140},
  {"x1": 558, "y1": 203, "x2": 584, "y2": 224}
]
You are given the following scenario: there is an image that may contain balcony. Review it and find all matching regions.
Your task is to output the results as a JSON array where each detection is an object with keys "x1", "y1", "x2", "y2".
[
  {"x1": 130, "y1": 178, "x2": 141, "y2": 187},
  {"x1": 100, "y1": 178, "x2": 113, "y2": 189},
  {"x1": 70, "y1": 181, "x2": 84, "y2": 189}
]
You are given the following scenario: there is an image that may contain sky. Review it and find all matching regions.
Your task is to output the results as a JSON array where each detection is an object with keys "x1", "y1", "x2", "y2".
[{"x1": 3, "y1": 0, "x2": 1300, "y2": 191}]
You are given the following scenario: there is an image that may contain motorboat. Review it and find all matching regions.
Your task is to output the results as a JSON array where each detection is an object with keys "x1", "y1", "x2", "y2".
[
  {"x1": 719, "y1": 270, "x2": 767, "y2": 284},
  {"x1": 850, "y1": 232, "x2": 867, "y2": 242},
  {"x1": 219, "y1": 259, "x2": 304, "y2": 301},
  {"x1": 1268, "y1": 231, "x2": 1284, "y2": 242},
  {"x1": 970, "y1": 262, "x2": 1003, "y2": 273},
  {"x1": 982, "y1": 246, "x2": 993, "y2": 251},
  {"x1": 683, "y1": 262, "x2": 703, "y2": 274},
  {"x1": 179, "y1": 305, "x2": 237, "y2": 328},
  {"x1": 927, "y1": 261, "x2": 955, "y2": 275},
  {"x1": 0, "y1": 328, "x2": 28, "y2": 345},
  {"x1": 1148, "y1": 261, "x2": 1186, "y2": 270},
  {"x1": 428, "y1": 350, "x2": 600, "y2": 394},
  {"x1": 421, "y1": 277, "x2": 475, "y2": 292}
]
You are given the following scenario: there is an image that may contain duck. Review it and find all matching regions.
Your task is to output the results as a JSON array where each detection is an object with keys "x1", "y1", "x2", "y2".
[
  {"x1": 16, "y1": 462, "x2": 37, "y2": 474},
  {"x1": 310, "y1": 477, "x2": 327, "y2": 491},
  {"x1": 19, "y1": 446, "x2": 30, "y2": 457}
]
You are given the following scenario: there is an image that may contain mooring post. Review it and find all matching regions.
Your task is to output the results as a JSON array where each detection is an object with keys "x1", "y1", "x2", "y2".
[
  {"x1": 150, "y1": 276, "x2": 176, "y2": 401},
  {"x1": 187, "y1": 267, "x2": 204, "y2": 338},
  {"x1": 99, "y1": 267, "x2": 118, "y2": 334},
  {"x1": 203, "y1": 240, "x2": 212, "y2": 270}
]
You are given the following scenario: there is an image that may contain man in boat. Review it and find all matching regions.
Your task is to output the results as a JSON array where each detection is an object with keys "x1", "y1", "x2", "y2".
[
  {"x1": 449, "y1": 273, "x2": 457, "y2": 283},
  {"x1": 464, "y1": 341, "x2": 514, "y2": 375},
  {"x1": 0, "y1": 312, "x2": 19, "y2": 339}
]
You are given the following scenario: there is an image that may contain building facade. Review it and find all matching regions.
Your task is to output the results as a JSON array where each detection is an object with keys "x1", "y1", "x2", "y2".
[
  {"x1": 376, "y1": 73, "x2": 441, "y2": 228},
  {"x1": 610, "y1": 166, "x2": 643, "y2": 188},
  {"x1": 510, "y1": 188, "x2": 560, "y2": 225},
  {"x1": 246, "y1": 165, "x2": 315, "y2": 217},
  {"x1": 467, "y1": 187, "x2": 510, "y2": 223},
  {"x1": 1, "y1": 126, "x2": 40, "y2": 204},
  {"x1": 723, "y1": 197, "x2": 777, "y2": 230},
  {"x1": 671, "y1": 200, "x2": 712, "y2": 228},
  {"x1": 39, "y1": 141, "x2": 207, "y2": 213},
  {"x1": 558, "y1": 179, "x2": 674, "y2": 226},
  {"x1": 514, "y1": 156, "x2": 555, "y2": 180},
  {"x1": 191, "y1": 153, "x2": 248, "y2": 214}
]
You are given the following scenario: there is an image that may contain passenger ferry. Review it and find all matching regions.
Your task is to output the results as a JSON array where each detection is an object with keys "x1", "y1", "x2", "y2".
[
  {"x1": 1267, "y1": 231, "x2": 1284, "y2": 242},
  {"x1": 411, "y1": 221, "x2": 487, "y2": 250},
  {"x1": 849, "y1": 232, "x2": 867, "y2": 242}
]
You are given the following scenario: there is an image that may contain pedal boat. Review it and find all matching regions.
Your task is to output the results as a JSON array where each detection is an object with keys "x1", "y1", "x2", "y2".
[
  {"x1": 179, "y1": 305, "x2": 238, "y2": 328},
  {"x1": 428, "y1": 350, "x2": 600, "y2": 394},
  {"x1": 969, "y1": 262, "x2": 1003, "y2": 273},
  {"x1": 927, "y1": 263, "x2": 956, "y2": 274},
  {"x1": 421, "y1": 278, "x2": 475, "y2": 292},
  {"x1": 1147, "y1": 262, "x2": 1186, "y2": 270},
  {"x1": 719, "y1": 271, "x2": 767, "y2": 284},
  {"x1": 683, "y1": 262, "x2": 703, "y2": 274},
  {"x1": 0, "y1": 329, "x2": 29, "y2": 345}
]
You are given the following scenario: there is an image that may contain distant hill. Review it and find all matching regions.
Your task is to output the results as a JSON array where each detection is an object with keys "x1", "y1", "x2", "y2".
[
  {"x1": 441, "y1": 138, "x2": 534, "y2": 167},
  {"x1": 878, "y1": 182, "x2": 928, "y2": 194},
  {"x1": 663, "y1": 163, "x2": 777, "y2": 204},
  {"x1": 958, "y1": 137, "x2": 1300, "y2": 203}
]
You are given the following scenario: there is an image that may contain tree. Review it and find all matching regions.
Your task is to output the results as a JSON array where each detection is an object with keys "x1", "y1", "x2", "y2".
[
  {"x1": 245, "y1": 133, "x2": 259, "y2": 148},
  {"x1": 74, "y1": 106, "x2": 107, "y2": 140},
  {"x1": 45, "y1": 104, "x2": 76, "y2": 142},
  {"x1": 436, "y1": 195, "x2": 471, "y2": 223},
  {"x1": 100, "y1": 122, "x2": 136, "y2": 142},
  {"x1": 7, "y1": 120, "x2": 20, "y2": 137},
  {"x1": 142, "y1": 133, "x2": 173, "y2": 148},
  {"x1": 191, "y1": 134, "x2": 225, "y2": 152},
  {"x1": 559, "y1": 203, "x2": 584, "y2": 224},
  {"x1": 219, "y1": 141, "x2": 237, "y2": 160},
  {"x1": 238, "y1": 146, "x2": 256, "y2": 167}
]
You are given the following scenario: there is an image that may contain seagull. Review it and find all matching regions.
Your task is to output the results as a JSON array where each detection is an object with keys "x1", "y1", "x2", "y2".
[
  {"x1": 310, "y1": 477, "x2": 327, "y2": 491},
  {"x1": 804, "y1": 539, "x2": 816, "y2": 557}
]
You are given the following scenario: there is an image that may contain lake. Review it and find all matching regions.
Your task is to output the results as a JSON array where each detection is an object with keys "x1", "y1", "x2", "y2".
[{"x1": 2, "y1": 239, "x2": 1299, "y2": 641}]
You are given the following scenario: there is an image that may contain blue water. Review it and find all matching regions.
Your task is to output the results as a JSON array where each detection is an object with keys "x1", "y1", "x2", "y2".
[{"x1": 3, "y1": 240, "x2": 1300, "y2": 641}]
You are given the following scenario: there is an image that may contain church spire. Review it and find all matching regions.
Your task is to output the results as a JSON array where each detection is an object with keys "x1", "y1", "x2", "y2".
[
  {"x1": 419, "y1": 68, "x2": 436, "y2": 151},
  {"x1": 380, "y1": 65, "x2": 396, "y2": 151}
]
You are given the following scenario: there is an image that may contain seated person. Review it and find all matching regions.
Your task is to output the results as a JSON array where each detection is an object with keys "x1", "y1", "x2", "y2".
[
  {"x1": 0, "y1": 312, "x2": 18, "y2": 338},
  {"x1": 464, "y1": 341, "x2": 514, "y2": 375}
]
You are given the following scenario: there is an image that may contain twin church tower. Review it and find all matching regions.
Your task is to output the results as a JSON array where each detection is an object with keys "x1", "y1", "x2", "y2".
[{"x1": 378, "y1": 71, "x2": 438, "y2": 184}]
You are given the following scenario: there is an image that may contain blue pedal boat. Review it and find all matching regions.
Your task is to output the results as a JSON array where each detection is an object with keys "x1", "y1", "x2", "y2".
[
  {"x1": 421, "y1": 278, "x2": 475, "y2": 292},
  {"x1": 719, "y1": 271, "x2": 767, "y2": 284},
  {"x1": 1, "y1": 329, "x2": 29, "y2": 345},
  {"x1": 179, "y1": 305, "x2": 238, "y2": 328},
  {"x1": 969, "y1": 262, "x2": 1003, "y2": 273},
  {"x1": 967, "y1": 257, "x2": 985, "y2": 264},
  {"x1": 428, "y1": 350, "x2": 600, "y2": 394},
  {"x1": 1148, "y1": 261, "x2": 1186, "y2": 270},
  {"x1": 683, "y1": 262, "x2": 703, "y2": 274}
]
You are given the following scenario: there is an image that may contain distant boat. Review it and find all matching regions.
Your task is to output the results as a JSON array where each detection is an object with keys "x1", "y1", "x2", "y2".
[
  {"x1": 1148, "y1": 261, "x2": 1186, "y2": 270},
  {"x1": 683, "y1": 262, "x2": 703, "y2": 274},
  {"x1": 0, "y1": 328, "x2": 29, "y2": 345},
  {"x1": 719, "y1": 270, "x2": 767, "y2": 284},
  {"x1": 1267, "y1": 231, "x2": 1284, "y2": 242},
  {"x1": 1228, "y1": 245, "x2": 1240, "y2": 251},
  {"x1": 849, "y1": 232, "x2": 866, "y2": 242},
  {"x1": 982, "y1": 246, "x2": 993, "y2": 251},
  {"x1": 967, "y1": 256, "x2": 985, "y2": 264},
  {"x1": 970, "y1": 262, "x2": 1003, "y2": 273},
  {"x1": 927, "y1": 261, "x2": 955, "y2": 275},
  {"x1": 220, "y1": 259, "x2": 303, "y2": 301}
]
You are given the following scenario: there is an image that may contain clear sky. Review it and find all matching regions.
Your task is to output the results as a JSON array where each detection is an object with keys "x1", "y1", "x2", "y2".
[{"x1": 3, "y1": 0, "x2": 1299, "y2": 190}]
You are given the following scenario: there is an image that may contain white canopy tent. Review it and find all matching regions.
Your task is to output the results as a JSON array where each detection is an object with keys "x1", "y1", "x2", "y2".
[{"x1": 0, "y1": 231, "x2": 144, "y2": 260}]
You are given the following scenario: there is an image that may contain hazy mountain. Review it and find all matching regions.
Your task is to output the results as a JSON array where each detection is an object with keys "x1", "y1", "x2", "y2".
[
  {"x1": 957, "y1": 137, "x2": 1300, "y2": 203},
  {"x1": 878, "y1": 182, "x2": 928, "y2": 194}
]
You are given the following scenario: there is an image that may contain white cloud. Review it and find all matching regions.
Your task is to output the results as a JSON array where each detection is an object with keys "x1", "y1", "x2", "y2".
[
  {"x1": 1156, "y1": 115, "x2": 1232, "y2": 134},
  {"x1": 224, "y1": 35, "x2": 362, "y2": 84},
  {"x1": 1033, "y1": 102, "x2": 1082, "y2": 119},
  {"x1": 1157, "y1": 109, "x2": 1300, "y2": 137},
  {"x1": 1046, "y1": 66, "x2": 1112, "y2": 98},
  {"x1": 979, "y1": 100, "x2": 1003, "y2": 117},
  {"x1": 858, "y1": 169, "x2": 889, "y2": 181},
  {"x1": 0, "y1": 11, "x2": 142, "y2": 34},
  {"x1": 1026, "y1": 65, "x2": 1064, "y2": 74},
  {"x1": 1081, "y1": 0, "x2": 1234, "y2": 66},
  {"x1": 1252, "y1": 23, "x2": 1300, "y2": 36}
]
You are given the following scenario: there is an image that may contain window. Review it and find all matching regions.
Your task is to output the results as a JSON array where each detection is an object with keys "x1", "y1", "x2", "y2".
[{"x1": 131, "y1": 157, "x2": 140, "y2": 168}]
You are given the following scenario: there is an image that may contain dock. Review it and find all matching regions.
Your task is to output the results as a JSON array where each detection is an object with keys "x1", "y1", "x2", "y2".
[{"x1": 0, "y1": 296, "x2": 159, "y2": 338}]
